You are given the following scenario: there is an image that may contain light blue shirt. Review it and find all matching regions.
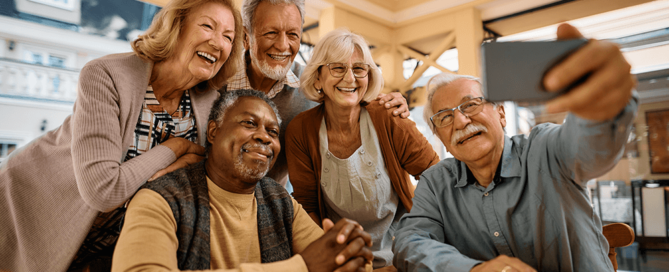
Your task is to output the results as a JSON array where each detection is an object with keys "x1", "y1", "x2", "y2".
[{"x1": 393, "y1": 97, "x2": 637, "y2": 272}]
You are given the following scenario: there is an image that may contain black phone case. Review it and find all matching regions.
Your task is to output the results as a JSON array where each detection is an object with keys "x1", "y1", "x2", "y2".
[{"x1": 481, "y1": 39, "x2": 588, "y2": 103}]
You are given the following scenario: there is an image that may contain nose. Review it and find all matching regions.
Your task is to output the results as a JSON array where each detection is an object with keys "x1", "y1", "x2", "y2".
[
  {"x1": 209, "y1": 36, "x2": 223, "y2": 51},
  {"x1": 342, "y1": 67, "x2": 356, "y2": 83},
  {"x1": 274, "y1": 33, "x2": 290, "y2": 52},
  {"x1": 452, "y1": 108, "x2": 471, "y2": 130},
  {"x1": 253, "y1": 128, "x2": 273, "y2": 145}
]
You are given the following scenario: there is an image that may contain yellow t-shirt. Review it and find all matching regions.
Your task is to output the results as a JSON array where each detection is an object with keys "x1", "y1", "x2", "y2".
[{"x1": 112, "y1": 177, "x2": 324, "y2": 272}]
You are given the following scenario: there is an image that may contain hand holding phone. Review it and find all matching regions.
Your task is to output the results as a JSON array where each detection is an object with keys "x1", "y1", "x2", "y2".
[
  {"x1": 481, "y1": 39, "x2": 587, "y2": 104},
  {"x1": 481, "y1": 23, "x2": 635, "y2": 121}
]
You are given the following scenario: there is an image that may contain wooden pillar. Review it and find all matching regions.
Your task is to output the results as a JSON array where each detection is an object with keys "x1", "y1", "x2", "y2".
[
  {"x1": 454, "y1": 7, "x2": 483, "y2": 77},
  {"x1": 375, "y1": 43, "x2": 405, "y2": 93},
  {"x1": 318, "y1": 6, "x2": 347, "y2": 40}
]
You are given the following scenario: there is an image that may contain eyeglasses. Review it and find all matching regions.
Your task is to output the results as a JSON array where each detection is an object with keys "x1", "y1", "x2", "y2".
[
  {"x1": 430, "y1": 97, "x2": 486, "y2": 128},
  {"x1": 324, "y1": 63, "x2": 371, "y2": 78}
]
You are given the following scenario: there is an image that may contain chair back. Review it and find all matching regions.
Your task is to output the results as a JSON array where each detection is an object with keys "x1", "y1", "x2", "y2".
[{"x1": 602, "y1": 223, "x2": 635, "y2": 271}]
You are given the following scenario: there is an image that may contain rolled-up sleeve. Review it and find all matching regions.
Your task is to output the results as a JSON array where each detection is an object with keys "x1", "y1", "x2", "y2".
[{"x1": 392, "y1": 175, "x2": 482, "y2": 272}]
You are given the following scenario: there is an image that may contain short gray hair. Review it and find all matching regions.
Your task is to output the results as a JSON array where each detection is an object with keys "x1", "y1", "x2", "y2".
[
  {"x1": 206, "y1": 89, "x2": 282, "y2": 156},
  {"x1": 423, "y1": 73, "x2": 483, "y2": 134},
  {"x1": 243, "y1": 0, "x2": 305, "y2": 35}
]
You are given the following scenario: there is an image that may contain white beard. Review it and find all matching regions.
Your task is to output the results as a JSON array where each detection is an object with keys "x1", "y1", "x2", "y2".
[
  {"x1": 234, "y1": 144, "x2": 272, "y2": 181},
  {"x1": 249, "y1": 37, "x2": 292, "y2": 81}
]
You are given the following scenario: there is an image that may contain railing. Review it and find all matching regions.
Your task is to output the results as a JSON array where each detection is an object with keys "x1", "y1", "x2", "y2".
[{"x1": 0, "y1": 58, "x2": 79, "y2": 102}]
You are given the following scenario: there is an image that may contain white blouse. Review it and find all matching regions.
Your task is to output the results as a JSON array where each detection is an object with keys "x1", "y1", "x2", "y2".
[{"x1": 319, "y1": 108, "x2": 405, "y2": 268}]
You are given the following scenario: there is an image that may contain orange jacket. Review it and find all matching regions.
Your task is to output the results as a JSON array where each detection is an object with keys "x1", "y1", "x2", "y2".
[{"x1": 286, "y1": 102, "x2": 440, "y2": 221}]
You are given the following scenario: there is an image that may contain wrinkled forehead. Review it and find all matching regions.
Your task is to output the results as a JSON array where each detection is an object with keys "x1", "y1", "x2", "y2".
[
  {"x1": 230, "y1": 97, "x2": 278, "y2": 122},
  {"x1": 434, "y1": 79, "x2": 484, "y2": 109}
]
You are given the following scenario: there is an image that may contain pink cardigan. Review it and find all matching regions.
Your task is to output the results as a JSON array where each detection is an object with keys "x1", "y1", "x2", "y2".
[{"x1": 0, "y1": 53, "x2": 218, "y2": 271}]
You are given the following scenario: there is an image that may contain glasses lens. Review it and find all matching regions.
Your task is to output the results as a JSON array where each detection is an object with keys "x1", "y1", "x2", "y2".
[
  {"x1": 329, "y1": 63, "x2": 347, "y2": 77},
  {"x1": 461, "y1": 98, "x2": 483, "y2": 115},
  {"x1": 432, "y1": 110, "x2": 454, "y2": 128},
  {"x1": 352, "y1": 63, "x2": 369, "y2": 78}
]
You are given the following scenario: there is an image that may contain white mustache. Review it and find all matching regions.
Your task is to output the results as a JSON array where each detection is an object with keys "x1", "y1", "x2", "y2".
[{"x1": 452, "y1": 123, "x2": 488, "y2": 146}]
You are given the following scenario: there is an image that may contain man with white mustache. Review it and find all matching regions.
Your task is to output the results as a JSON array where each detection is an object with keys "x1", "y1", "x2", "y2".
[
  {"x1": 392, "y1": 24, "x2": 637, "y2": 272},
  {"x1": 222, "y1": 0, "x2": 411, "y2": 188},
  {"x1": 113, "y1": 89, "x2": 375, "y2": 271}
]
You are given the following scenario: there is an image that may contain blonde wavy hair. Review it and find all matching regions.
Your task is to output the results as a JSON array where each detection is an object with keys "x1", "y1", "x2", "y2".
[
  {"x1": 300, "y1": 28, "x2": 383, "y2": 104},
  {"x1": 132, "y1": 0, "x2": 244, "y2": 92}
]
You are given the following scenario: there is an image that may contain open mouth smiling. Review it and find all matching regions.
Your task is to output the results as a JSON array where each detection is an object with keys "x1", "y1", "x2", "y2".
[
  {"x1": 268, "y1": 53, "x2": 290, "y2": 61},
  {"x1": 336, "y1": 87, "x2": 357, "y2": 93},
  {"x1": 197, "y1": 51, "x2": 218, "y2": 64}
]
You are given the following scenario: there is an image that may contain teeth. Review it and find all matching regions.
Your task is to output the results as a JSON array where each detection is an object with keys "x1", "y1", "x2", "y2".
[
  {"x1": 337, "y1": 87, "x2": 356, "y2": 93},
  {"x1": 197, "y1": 51, "x2": 217, "y2": 63},
  {"x1": 269, "y1": 54, "x2": 289, "y2": 61}
]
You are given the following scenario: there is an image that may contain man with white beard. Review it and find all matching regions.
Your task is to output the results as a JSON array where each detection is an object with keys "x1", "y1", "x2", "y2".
[{"x1": 223, "y1": 0, "x2": 410, "y2": 187}]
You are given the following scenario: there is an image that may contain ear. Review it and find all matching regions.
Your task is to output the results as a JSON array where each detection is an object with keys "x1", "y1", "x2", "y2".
[
  {"x1": 243, "y1": 28, "x2": 250, "y2": 51},
  {"x1": 314, "y1": 78, "x2": 322, "y2": 91},
  {"x1": 207, "y1": 120, "x2": 218, "y2": 145},
  {"x1": 496, "y1": 104, "x2": 506, "y2": 128}
]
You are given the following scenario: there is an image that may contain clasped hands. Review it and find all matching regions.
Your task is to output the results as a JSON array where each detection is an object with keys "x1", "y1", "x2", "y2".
[{"x1": 302, "y1": 218, "x2": 374, "y2": 272}]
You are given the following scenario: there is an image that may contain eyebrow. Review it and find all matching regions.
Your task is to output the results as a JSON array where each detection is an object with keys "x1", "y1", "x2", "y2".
[
  {"x1": 240, "y1": 111, "x2": 279, "y2": 127},
  {"x1": 435, "y1": 95, "x2": 477, "y2": 113}
]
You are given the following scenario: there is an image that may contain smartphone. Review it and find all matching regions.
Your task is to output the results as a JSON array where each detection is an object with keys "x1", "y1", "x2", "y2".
[{"x1": 481, "y1": 39, "x2": 588, "y2": 104}]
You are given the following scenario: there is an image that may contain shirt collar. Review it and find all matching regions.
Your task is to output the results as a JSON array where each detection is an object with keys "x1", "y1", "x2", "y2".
[{"x1": 454, "y1": 135, "x2": 521, "y2": 188}]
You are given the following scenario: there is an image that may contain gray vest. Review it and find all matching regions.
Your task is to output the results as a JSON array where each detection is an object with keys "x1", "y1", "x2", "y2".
[{"x1": 142, "y1": 161, "x2": 294, "y2": 270}]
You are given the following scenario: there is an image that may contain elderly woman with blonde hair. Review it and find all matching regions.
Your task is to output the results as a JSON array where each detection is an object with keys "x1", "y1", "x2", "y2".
[
  {"x1": 0, "y1": 0, "x2": 243, "y2": 271},
  {"x1": 286, "y1": 28, "x2": 440, "y2": 271}
]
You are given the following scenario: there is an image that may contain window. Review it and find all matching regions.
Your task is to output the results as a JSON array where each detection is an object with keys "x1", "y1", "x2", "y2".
[
  {"x1": 25, "y1": 51, "x2": 45, "y2": 65},
  {"x1": 48, "y1": 55, "x2": 66, "y2": 68},
  {"x1": 0, "y1": 142, "x2": 17, "y2": 161},
  {"x1": 28, "y1": 0, "x2": 76, "y2": 11}
]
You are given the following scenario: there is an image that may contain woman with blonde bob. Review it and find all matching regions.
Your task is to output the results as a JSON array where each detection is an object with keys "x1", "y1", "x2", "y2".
[
  {"x1": 286, "y1": 28, "x2": 440, "y2": 270},
  {"x1": 0, "y1": 0, "x2": 243, "y2": 271}
]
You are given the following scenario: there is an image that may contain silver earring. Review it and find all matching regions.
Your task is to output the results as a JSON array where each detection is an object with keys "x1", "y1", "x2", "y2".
[{"x1": 317, "y1": 88, "x2": 323, "y2": 94}]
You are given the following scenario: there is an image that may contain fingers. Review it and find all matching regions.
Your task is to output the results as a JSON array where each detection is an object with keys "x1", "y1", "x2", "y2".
[
  {"x1": 184, "y1": 141, "x2": 206, "y2": 155},
  {"x1": 556, "y1": 23, "x2": 584, "y2": 40},
  {"x1": 544, "y1": 39, "x2": 612, "y2": 92},
  {"x1": 545, "y1": 45, "x2": 633, "y2": 120},
  {"x1": 322, "y1": 218, "x2": 335, "y2": 233},
  {"x1": 377, "y1": 92, "x2": 410, "y2": 118},
  {"x1": 334, "y1": 257, "x2": 368, "y2": 272},
  {"x1": 333, "y1": 219, "x2": 360, "y2": 244},
  {"x1": 495, "y1": 255, "x2": 536, "y2": 272},
  {"x1": 334, "y1": 237, "x2": 368, "y2": 265}
]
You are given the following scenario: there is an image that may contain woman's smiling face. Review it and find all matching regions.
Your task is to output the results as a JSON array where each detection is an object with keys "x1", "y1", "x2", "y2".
[
  {"x1": 316, "y1": 49, "x2": 369, "y2": 110},
  {"x1": 171, "y1": 2, "x2": 235, "y2": 83}
]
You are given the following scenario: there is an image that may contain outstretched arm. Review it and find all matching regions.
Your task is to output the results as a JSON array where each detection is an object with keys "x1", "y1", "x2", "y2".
[{"x1": 538, "y1": 24, "x2": 638, "y2": 185}]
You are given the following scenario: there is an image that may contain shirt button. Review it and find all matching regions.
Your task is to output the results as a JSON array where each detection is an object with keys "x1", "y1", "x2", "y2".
[
  {"x1": 359, "y1": 149, "x2": 365, "y2": 154},
  {"x1": 494, "y1": 232, "x2": 500, "y2": 237},
  {"x1": 484, "y1": 192, "x2": 489, "y2": 197},
  {"x1": 326, "y1": 152, "x2": 331, "y2": 158},
  {"x1": 366, "y1": 161, "x2": 373, "y2": 166},
  {"x1": 324, "y1": 167, "x2": 329, "y2": 173}
]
